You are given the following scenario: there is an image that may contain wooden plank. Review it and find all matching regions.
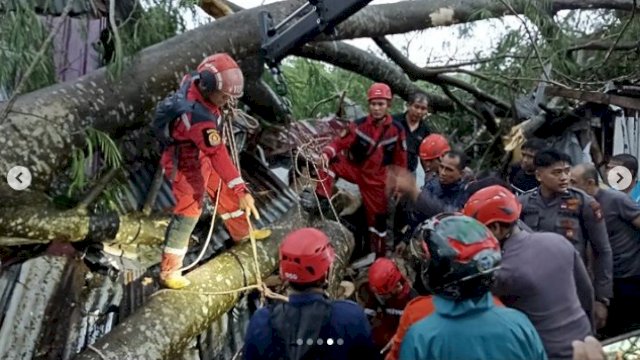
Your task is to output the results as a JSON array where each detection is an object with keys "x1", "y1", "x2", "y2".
[{"x1": 545, "y1": 86, "x2": 640, "y2": 111}]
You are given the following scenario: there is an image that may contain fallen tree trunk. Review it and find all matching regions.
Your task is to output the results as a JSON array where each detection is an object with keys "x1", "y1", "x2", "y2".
[
  {"x1": 0, "y1": 205, "x2": 168, "y2": 246},
  {"x1": 4, "y1": 0, "x2": 632, "y2": 197},
  {"x1": 74, "y1": 207, "x2": 354, "y2": 359}
]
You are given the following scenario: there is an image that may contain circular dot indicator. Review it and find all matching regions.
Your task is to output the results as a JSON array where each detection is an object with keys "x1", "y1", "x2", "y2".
[
  {"x1": 296, "y1": 338, "x2": 303, "y2": 346},
  {"x1": 337, "y1": 338, "x2": 344, "y2": 345},
  {"x1": 306, "y1": 338, "x2": 314, "y2": 346},
  {"x1": 317, "y1": 338, "x2": 324, "y2": 345},
  {"x1": 327, "y1": 338, "x2": 334, "y2": 345}
]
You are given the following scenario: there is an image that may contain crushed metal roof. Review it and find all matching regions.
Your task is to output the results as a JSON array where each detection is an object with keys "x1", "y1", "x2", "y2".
[{"x1": 0, "y1": 150, "x2": 297, "y2": 359}]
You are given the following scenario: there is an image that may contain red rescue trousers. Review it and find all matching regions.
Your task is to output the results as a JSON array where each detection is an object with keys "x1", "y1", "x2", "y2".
[
  {"x1": 161, "y1": 147, "x2": 249, "y2": 242},
  {"x1": 315, "y1": 155, "x2": 389, "y2": 257}
]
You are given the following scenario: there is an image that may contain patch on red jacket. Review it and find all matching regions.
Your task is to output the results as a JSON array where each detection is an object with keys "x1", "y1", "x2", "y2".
[{"x1": 203, "y1": 128, "x2": 221, "y2": 147}]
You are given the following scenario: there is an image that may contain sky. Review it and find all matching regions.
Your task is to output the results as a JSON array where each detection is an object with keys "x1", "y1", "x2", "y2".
[{"x1": 182, "y1": 0, "x2": 524, "y2": 67}]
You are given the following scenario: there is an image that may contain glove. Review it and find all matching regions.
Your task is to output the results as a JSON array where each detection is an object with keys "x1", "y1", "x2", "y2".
[
  {"x1": 320, "y1": 153, "x2": 330, "y2": 169},
  {"x1": 239, "y1": 192, "x2": 260, "y2": 220}
]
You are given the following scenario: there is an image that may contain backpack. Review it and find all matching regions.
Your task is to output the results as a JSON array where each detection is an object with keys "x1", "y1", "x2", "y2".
[
  {"x1": 151, "y1": 72, "x2": 218, "y2": 150},
  {"x1": 268, "y1": 297, "x2": 333, "y2": 360}
]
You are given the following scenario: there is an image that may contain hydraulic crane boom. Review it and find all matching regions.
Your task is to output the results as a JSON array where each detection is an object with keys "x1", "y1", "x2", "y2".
[{"x1": 259, "y1": 0, "x2": 372, "y2": 69}]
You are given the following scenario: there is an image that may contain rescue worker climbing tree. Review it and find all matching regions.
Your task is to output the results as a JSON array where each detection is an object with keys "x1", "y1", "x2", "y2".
[
  {"x1": 153, "y1": 53, "x2": 271, "y2": 289},
  {"x1": 302, "y1": 83, "x2": 407, "y2": 258}
]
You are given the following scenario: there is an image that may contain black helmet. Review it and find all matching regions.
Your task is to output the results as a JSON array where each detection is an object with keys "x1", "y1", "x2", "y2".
[{"x1": 410, "y1": 213, "x2": 501, "y2": 301}]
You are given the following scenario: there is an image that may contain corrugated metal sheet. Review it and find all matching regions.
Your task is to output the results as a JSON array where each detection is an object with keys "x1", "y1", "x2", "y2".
[
  {"x1": 0, "y1": 150, "x2": 297, "y2": 360},
  {"x1": 613, "y1": 108, "x2": 640, "y2": 160},
  {"x1": 0, "y1": 255, "x2": 155, "y2": 359}
]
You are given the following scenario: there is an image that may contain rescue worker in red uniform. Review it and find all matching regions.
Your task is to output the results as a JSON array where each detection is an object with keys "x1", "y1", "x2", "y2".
[
  {"x1": 359, "y1": 258, "x2": 417, "y2": 353},
  {"x1": 158, "y1": 53, "x2": 270, "y2": 289},
  {"x1": 302, "y1": 83, "x2": 408, "y2": 258},
  {"x1": 418, "y1": 134, "x2": 450, "y2": 182}
]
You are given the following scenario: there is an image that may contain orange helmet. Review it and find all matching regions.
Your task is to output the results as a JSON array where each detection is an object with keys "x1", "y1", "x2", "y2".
[
  {"x1": 419, "y1": 134, "x2": 450, "y2": 160},
  {"x1": 196, "y1": 53, "x2": 244, "y2": 98},
  {"x1": 367, "y1": 83, "x2": 392, "y2": 101},
  {"x1": 463, "y1": 185, "x2": 522, "y2": 225}
]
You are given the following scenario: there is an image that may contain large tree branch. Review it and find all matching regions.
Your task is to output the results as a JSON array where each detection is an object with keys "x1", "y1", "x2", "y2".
[
  {"x1": 327, "y1": 0, "x2": 639, "y2": 40},
  {"x1": 373, "y1": 36, "x2": 511, "y2": 114},
  {"x1": 296, "y1": 41, "x2": 454, "y2": 111},
  {"x1": 568, "y1": 39, "x2": 640, "y2": 52},
  {"x1": 2, "y1": 0, "x2": 635, "y2": 196}
]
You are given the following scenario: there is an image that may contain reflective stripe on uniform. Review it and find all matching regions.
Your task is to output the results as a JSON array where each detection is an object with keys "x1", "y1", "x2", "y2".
[
  {"x1": 324, "y1": 146, "x2": 337, "y2": 158},
  {"x1": 355, "y1": 129, "x2": 376, "y2": 145},
  {"x1": 227, "y1": 177, "x2": 244, "y2": 189},
  {"x1": 378, "y1": 136, "x2": 398, "y2": 147},
  {"x1": 368, "y1": 227, "x2": 387, "y2": 238},
  {"x1": 180, "y1": 113, "x2": 191, "y2": 130},
  {"x1": 220, "y1": 209, "x2": 245, "y2": 220},
  {"x1": 164, "y1": 246, "x2": 188, "y2": 256},
  {"x1": 364, "y1": 308, "x2": 404, "y2": 316}
]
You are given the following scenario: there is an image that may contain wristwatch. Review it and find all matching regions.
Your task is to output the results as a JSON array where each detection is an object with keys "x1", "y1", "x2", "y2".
[{"x1": 596, "y1": 297, "x2": 610, "y2": 307}]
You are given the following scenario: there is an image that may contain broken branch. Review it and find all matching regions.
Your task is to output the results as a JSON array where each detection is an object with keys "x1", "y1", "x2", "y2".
[{"x1": 372, "y1": 37, "x2": 511, "y2": 112}]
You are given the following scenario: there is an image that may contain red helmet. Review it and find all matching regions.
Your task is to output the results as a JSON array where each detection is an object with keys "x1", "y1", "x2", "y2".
[
  {"x1": 419, "y1": 134, "x2": 451, "y2": 160},
  {"x1": 367, "y1": 83, "x2": 392, "y2": 101},
  {"x1": 279, "y1": 228, "x2": 335, "y2": 284},
  {"x1": 463, "y1": 185, "x2": 522, "y2": 225},
  {"x1": 196, "y1": 53, "x2": 244, "y2": 98},
  {"x1": 368, "y1": 258, "x2": 404, "y2": 296}
]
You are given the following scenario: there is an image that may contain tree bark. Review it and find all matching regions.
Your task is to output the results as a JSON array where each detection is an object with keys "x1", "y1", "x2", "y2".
[
  {"x1": 1, "y1": 0, "x2": 635, "y2": 197},
  {"x1": 74, "y1": 208, "x2": 354, "y2": 360},
  {"x1": 296, "y1": 41, "x2": 453, "y2": 110},
  {"x1": 0, "y1": 205, "x2": 168, "y2": 246}
]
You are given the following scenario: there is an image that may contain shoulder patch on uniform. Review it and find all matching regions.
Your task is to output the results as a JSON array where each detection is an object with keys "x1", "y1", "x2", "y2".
[
  {"x1": 203, "y1": 128, "x2": 221, "y2": 147},
  {"x1": 589, "y1": 201, "x2": 603, "y2": 222},
  {"x1": 565, "y1": 198, "x2": 580, "y2": 211}
]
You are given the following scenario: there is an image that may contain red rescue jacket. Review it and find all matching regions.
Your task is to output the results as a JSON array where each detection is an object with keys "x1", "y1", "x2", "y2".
[
  {"x1": 162, "y1": 75, "x2": 246, "y2": 195},
  {"x1": 323, "y1": 114, "x2": 407, "y2": 174}
]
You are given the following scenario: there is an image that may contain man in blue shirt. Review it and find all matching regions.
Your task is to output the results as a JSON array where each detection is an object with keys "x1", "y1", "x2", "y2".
[
  {"x1": 400, "y1": 214, "x2": 547, "y2": 360},
  {"x1": 243, "y1": 228, "x2": 378, "y2": 360}
]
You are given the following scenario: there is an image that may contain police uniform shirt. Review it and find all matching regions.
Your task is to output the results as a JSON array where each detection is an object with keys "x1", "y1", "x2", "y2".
[
  {"x1": 594, "y1": 188, "x2": 640, "y2": 279},
  {"x1": 518, "y1": 187, "x2": 613, "y2": 300}
]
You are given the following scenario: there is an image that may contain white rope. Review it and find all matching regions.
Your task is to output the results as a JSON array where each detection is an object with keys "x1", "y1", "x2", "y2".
[
  {"x1": 157, "y1": 103, "x2": 288, "y2": 304},
  {"x1": 175, "y1": 106, "x2": 245, "y2": 274}
]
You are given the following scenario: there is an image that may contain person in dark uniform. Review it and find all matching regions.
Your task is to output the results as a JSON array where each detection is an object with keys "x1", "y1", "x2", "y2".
[
  {"x1": 509, "y1": 138, "x2": 547, "y2": 195},
  {"x1": 464, "y1": 185, "x2": 594, "y2": 359},
  {"x1": 392, "y1": 92, "x2": 431, "y2": 174},
  {"x1": 571, "y1": 163, "x2": 640, "y2": 337},
  {"x1": 243, "y1": 228, "x2": 378, "y2": 360},
  {"x1": 518, "y1": 149, "x2": 613, "y2": 331}
]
